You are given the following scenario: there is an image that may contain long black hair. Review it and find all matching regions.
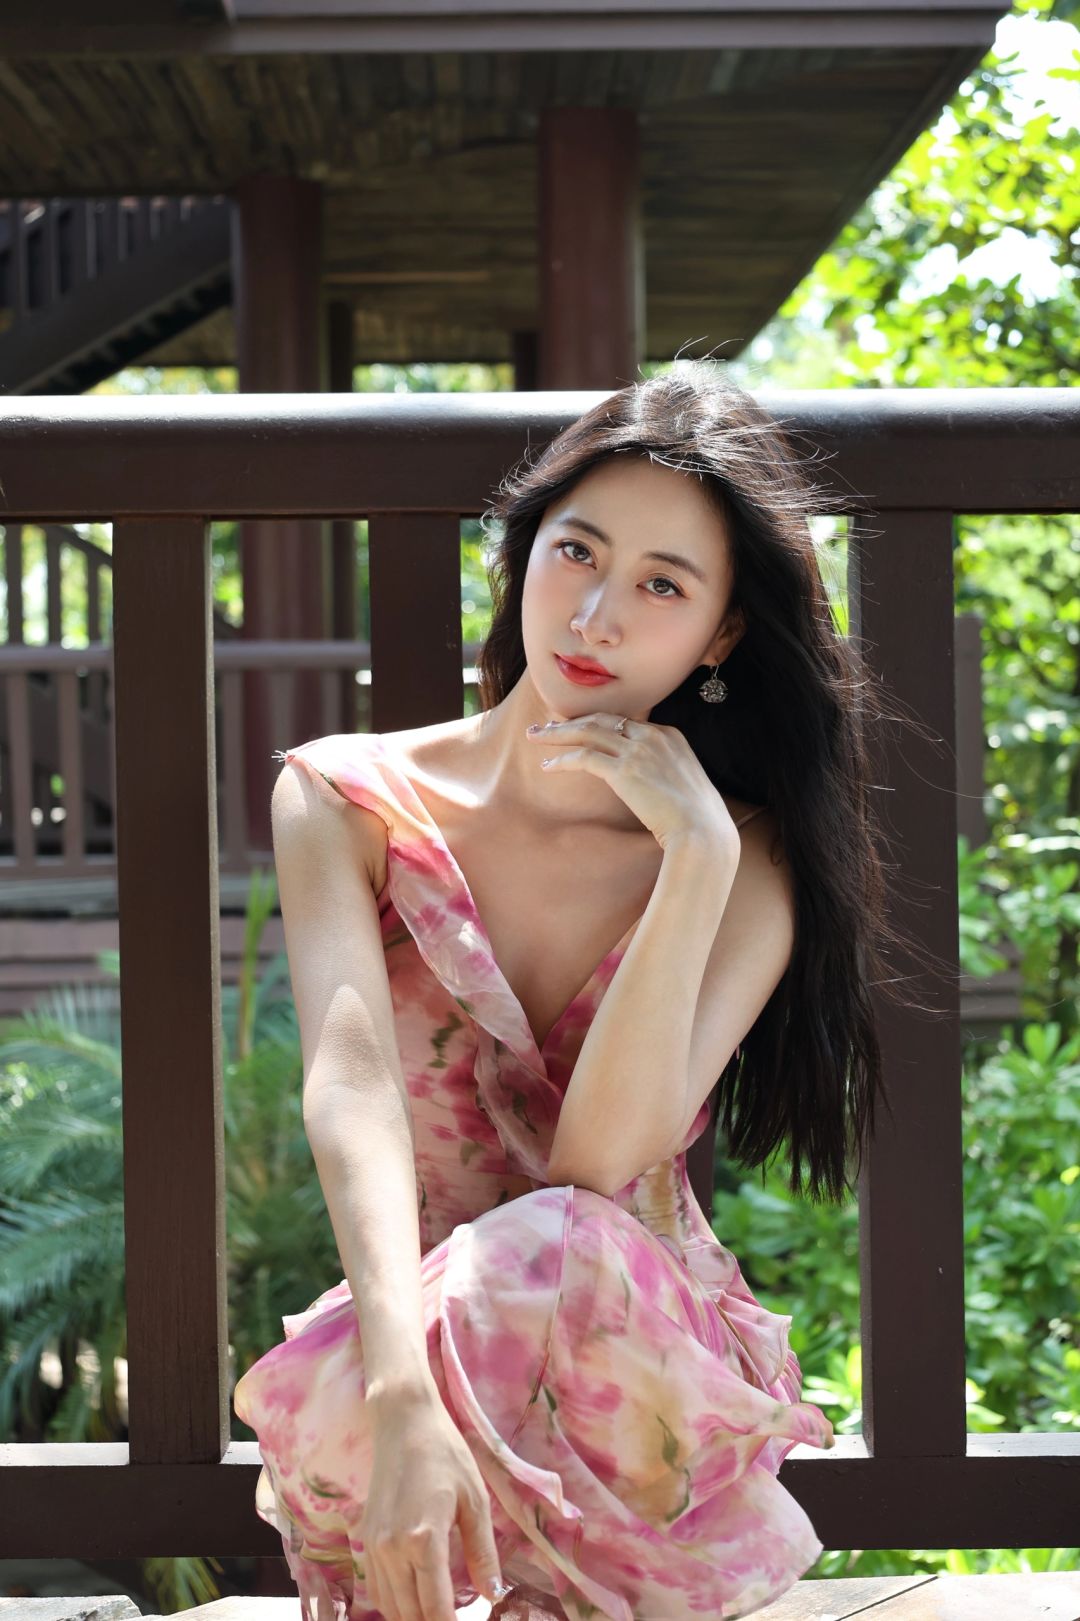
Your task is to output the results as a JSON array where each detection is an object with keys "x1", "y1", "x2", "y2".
[{"x1": 475, "y1": 360, "x2": 951, "y2": 1206}]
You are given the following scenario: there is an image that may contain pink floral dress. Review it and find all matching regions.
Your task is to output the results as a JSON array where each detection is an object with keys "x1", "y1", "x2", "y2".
[{"x1": 231, "y1": 730, "x2": 835, "y2": 1621}]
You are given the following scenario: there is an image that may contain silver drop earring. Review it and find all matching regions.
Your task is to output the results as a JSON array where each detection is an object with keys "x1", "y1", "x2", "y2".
[{"x1": 699, "y1": 662, "x2": 728, "y2": 703}]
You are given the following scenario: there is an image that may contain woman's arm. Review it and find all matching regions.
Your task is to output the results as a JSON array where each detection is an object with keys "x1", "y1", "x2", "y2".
[
  {"x1": 271, "y1": 760, "x2": 438, "y2": 1408},
  {"x1": 549, "y1": 816, "x2": 795, "y2": 1198},
  {"x1": 548, "y1": 832, "x2": 736, "y2": 1196}
]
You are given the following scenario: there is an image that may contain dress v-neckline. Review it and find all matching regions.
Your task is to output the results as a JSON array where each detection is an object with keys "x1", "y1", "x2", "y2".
[{"x1": 372, "y1": 732, "x2": 649, "y2": 1064}]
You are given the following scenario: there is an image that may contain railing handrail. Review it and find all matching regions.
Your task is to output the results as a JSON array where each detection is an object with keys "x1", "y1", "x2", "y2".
[
  {"x1": 0, "y1": 637, "x2": 489, "y2": 672},
  {"x1": 0, "y1": 388, "x2": 1076, "y2": 520}
]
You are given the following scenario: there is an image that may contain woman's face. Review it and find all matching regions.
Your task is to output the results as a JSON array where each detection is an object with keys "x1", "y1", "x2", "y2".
[{"x1": 521, "y1": 455, "x2": 744, "y2": 722}]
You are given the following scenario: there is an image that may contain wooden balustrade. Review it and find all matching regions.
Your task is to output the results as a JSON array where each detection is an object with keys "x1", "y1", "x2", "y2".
[{"x1": 0, "y1": 388, "x2": 1076, "y2": 1559}]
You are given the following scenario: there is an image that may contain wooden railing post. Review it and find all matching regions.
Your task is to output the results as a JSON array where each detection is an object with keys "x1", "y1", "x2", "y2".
[
  {"x1": 112, "y1": 517, "x2": 229, "y2": 1464},
  {"x1": 368, "y1": 513, "x2": 465, "y2": 732},
  {"x1": 849, "y1": 509, "x2": 967, "y2": 1460}
]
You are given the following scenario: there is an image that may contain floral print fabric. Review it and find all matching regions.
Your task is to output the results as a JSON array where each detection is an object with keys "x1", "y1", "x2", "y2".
[{"x1": 232, "y1": 731, "x2": 835, "y2": 1621}]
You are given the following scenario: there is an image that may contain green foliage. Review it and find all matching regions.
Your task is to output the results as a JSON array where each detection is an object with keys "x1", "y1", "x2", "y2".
[
  {"x1": 767, "y1": 3, "x2": 1078, "y2": 387},
  {"x1": 710, "y1": 977, "x2": 1080, "y2": 1578},
  {"x1": 0, "y1": 869, "x2": 343, "y2": 1613},
  {"x1": 717, "y1": 0, "x2": 1080, "y2": 1040}
]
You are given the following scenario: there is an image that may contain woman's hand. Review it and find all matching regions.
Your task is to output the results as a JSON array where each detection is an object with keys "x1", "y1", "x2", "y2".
[
  {"x1": 363, "y1": 1384, "x2": 505, "y2": 1621},
  {"x1": 526, "y1": 713, "x2": 740, "y2": 855}
]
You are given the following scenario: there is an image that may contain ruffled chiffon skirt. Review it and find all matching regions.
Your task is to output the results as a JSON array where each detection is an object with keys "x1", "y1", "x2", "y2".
[{"x1": 233, "y1": 1184, "x2": 834, "y2": 1621}]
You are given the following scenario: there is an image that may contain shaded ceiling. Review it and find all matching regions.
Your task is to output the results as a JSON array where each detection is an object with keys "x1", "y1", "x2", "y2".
[{"x1": 0, "y1": 4, "x2": 1009, "y2": 364}]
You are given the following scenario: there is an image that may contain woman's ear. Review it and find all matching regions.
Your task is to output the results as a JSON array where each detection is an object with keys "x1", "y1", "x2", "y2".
[{"x1": 706, "y1": 606, "x2": 746, "y2": 665}]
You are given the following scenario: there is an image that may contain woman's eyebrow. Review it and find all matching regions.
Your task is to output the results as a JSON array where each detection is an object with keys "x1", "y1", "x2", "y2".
[{"x1": 556, "y1": 514, "x2": 709, "y2": 585}]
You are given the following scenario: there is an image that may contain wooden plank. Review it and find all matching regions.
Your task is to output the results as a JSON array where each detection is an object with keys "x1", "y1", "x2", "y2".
[
  {"x1": 111, "y1": 517, "x2": 227, "y2": 1464},
  {"x1": 849, "y1": 511, "x2": 965, "y2": 1459},
  {"x1": 66, "y1": 200, "x2": 95, "y2": 287},
  {"x1": 866, "y1": 1572, "x2": 1080, "y2": 1619},
  {"x1": 368, "y1": 512, "x2": 464, "y2": 731},
  {"x1": 4, "y1": 670, "x2": 35, "y2": 874},
  {"x1": 4, "y1": 522, "x2": 26, "y2": 643},
  {"x1": 218, "y1": 667, "x2": 247, "y2": 871},
  {"x1": 954, "y1": 612, "x2": 988, "y2": 852},
  {"x1": 56, "y1": 667, "x2": 84, "y2": 870},
  {"x1": 45, "y1": 528, "x2": 62, "y2": 642},
  {"x1": 40, "y1": 198, "x2": 61, "y2": 306},
  {"x1": 755, "y1": 1574, "x2": 936, "y2": 1619}
]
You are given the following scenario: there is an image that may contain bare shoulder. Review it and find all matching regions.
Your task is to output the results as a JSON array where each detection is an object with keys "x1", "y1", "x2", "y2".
[
  {"x1": 270, "y1": 749, "x2": 389, "y2": 897},
  {"x1": 379, "y1": 717, "x2": 476, "y2": 773}
]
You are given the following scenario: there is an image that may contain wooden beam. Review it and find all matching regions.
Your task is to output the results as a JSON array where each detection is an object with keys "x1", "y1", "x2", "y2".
[{"x1": 0, "y1": 7, "x2": 1010, "y2": 58}]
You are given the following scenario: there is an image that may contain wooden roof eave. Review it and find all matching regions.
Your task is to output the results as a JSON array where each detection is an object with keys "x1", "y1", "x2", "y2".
[{"x1": 0, "y1": 0, "x2": 1009, "y2": 57}]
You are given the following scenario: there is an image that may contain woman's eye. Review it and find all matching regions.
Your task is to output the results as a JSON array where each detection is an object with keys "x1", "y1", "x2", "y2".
[
  {"x1": 556, "y1": 539, "x2": 592, "y2": 564},
  {"x1": 554, "y1": 539, "x2": 683, "y2": 598}
]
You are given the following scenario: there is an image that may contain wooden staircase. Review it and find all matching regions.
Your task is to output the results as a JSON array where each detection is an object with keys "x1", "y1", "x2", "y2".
[{"x1": 0, "y1": 195, "x2": 230, "y2": 395}]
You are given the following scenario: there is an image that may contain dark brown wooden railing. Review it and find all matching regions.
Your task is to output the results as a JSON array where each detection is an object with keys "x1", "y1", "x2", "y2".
[
  {"x1": 0, "y1": 626, "x2": 490, "y2": 882},
  {"x1": 0, "y1": 388, "x2": 1076, "y2": 1560}
]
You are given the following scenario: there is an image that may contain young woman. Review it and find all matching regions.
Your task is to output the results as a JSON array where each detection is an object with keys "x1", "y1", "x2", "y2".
[{"x1": 233, "y1": 362, "x2": 927, "y2": 1621}]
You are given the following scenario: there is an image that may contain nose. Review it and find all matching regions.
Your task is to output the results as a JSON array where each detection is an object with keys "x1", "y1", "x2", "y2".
[{"x1": 571, "y1": 586, "x2": 622, "y2": 645}]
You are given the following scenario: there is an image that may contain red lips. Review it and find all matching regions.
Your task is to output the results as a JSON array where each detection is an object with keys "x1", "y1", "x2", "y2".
[{"x1": 557, "y1": 653, "x2": 613, "y2": 676}]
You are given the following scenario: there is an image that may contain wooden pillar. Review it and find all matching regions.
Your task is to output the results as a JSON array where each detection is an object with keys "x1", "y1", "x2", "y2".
[
  {"x1": 537, "y1": 108, "x2": 644, "y2": 389},
  {"x1": 231, "y1": 174, "x2": 325, "y2": 849},
  {"x1": 327, "y1": 297, "x2": 359, "y2": 734}
]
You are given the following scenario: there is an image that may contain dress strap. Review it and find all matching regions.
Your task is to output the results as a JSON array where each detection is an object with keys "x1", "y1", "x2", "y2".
[{"x1": 734, "y1": 804, "x2": 767, "y2": 830}]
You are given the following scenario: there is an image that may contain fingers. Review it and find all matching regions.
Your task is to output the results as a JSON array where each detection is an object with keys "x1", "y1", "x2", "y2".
[
  {"x1": 378, "y1": 1551, "x2": 423, "y2": 1621},
  {"x1": 413, "y1": 1539, "x2": 460, "y2": 1621},
  {"x1": 365, "y1": 1566, "x2": 380, "y2": 1617},
  {"x1": 374, "y1": 1526, "x2": 458, "y2": 1621},
  {"x1": 458, "y1": 1491, "x2": 505, "y2": 1604}
]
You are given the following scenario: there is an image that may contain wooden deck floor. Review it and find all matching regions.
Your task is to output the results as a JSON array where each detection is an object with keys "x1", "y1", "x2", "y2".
[
  {"x1": 4, "y1": 1574, "x2": 1079, "y2": 1621},
  {"x1": 162, "y1": 1575, "x2": 1080, "y2": 1620},
  {"x1": 756, "y1": 1571, "x2": 1080, "y2": 1618}
]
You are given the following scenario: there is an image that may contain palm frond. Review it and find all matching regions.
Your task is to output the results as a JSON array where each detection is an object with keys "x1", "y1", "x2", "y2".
[
  {"x1": 0, "y1": 1103, "x2": 122, "y2": 1196},
  {"x1": 0, "y1": 1191, "x2": 125, "y2": 1315},
  {"x1": 0, "y1": 1293, "x2": 76, "y2": 1436},
  {"x1": 0, "y1": 1010, "x2": 123, "y2": 1080}
]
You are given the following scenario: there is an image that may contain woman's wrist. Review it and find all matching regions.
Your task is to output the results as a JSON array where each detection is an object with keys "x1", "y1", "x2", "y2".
[
  {"x1": 660, "y1": 823, "x2": 740, "y2": 882},
  {"x1": 365, "y1": 1368, "x2": 442, "y2": 1421}
]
